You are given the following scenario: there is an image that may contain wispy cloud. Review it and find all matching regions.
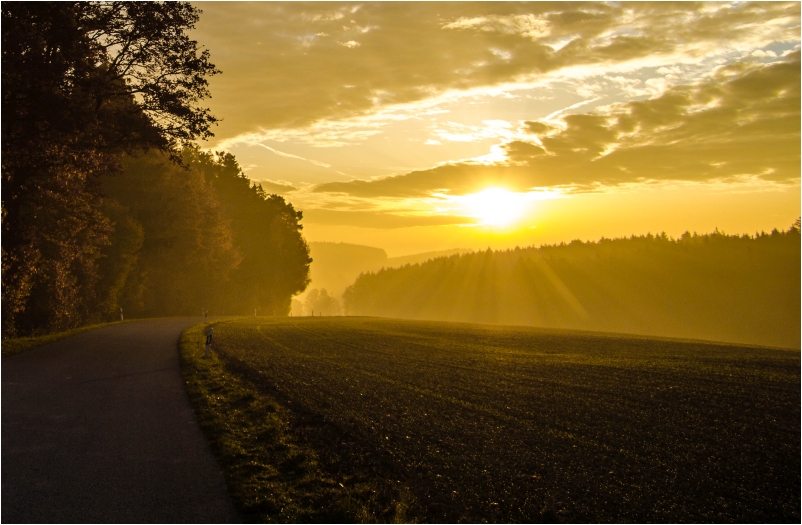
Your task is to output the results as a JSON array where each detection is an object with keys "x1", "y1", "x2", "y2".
[
  {"x1": 543, "y1": 97, "x2": 603, "y2": 121},
  {"x1": 195, "y1": 1, "x2": 800, "y2": 143}
]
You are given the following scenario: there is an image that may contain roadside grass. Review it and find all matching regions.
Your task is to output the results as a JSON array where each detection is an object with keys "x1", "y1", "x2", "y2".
[
  {"x1": 178, "y1": 322, "x2": 415, "y2": 523},
  {"x1": 1, "y1": 321, "x2": 129, "y2": 357},
  {"x1": 185, "y1": 316, "x2": 800, "y2": 523}
]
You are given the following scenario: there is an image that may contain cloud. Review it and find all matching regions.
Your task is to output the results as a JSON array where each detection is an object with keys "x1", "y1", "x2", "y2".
[
  {"x1": 193, "y1": 2, "x2": 800, "y2": 142},
  {"x1": 442, "y1": 14, "x2": 552, "y2": 40},
  {"x1": 430, "y1": 119, "x2": 514, "y2": 143},
  {"x1": 301, "y1": 208, "x2": 475, "y2": 229},
  {"x1": 313, "y1": 54, "x2": 800, "y2": 197}
]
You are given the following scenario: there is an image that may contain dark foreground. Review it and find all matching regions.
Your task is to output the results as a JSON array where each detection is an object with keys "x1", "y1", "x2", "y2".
[
  {"x1": 211, "y1": 317, "x2": 800, "y2": 523},
  {"x1": 2, "y1": 318, "x2": 239, "y2": 523}
]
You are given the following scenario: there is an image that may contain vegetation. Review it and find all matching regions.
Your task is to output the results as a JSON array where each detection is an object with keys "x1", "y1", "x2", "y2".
[
  {"x1": 344, "y1": 225, "x2": 801, "y2": 348},
  {"x1": 1, "y1": 2, "x2": 310, "y2": 337},
  {"x1": 188, "y1": 316, "x2": 800, "y2": 523}
]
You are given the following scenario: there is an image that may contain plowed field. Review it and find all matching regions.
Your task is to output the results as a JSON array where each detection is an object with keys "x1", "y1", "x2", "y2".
[{"x1": 208, "y1": 317, "x2": 799, "y2": 523}]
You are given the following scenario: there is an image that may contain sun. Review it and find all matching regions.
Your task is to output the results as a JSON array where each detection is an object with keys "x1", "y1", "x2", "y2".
[{"x1": 460, "y1": 188, "x2": 527, "y2": 227}]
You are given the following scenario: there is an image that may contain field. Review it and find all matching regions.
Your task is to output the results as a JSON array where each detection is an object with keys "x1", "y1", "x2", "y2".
[{"x1": 181, "y1": 317, "x2": 799, "y2": 523}]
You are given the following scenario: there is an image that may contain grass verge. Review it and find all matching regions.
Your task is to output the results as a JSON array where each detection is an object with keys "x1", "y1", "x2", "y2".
[
  {"x1": 2, "y1": 321, "x2": 128, "y2": 357},
  {"x1": 178, "y1": 321, "x2": 414, "y2": 523}
]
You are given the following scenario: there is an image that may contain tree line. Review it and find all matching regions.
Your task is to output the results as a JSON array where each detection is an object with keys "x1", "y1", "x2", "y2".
[
  {"x1": 344, "y1": 224, "x2": 801, "y2": 348},
  {"x1": 2, "y1": 2, "x2": 310, "y2": 337}
]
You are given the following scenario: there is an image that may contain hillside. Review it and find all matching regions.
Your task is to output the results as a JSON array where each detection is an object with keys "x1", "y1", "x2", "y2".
[{"x1": 343, "y1": 226, "x2": 801, "y2": 348}]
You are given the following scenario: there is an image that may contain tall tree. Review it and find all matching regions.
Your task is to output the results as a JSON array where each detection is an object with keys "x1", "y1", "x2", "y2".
[{"x1": 2, "y1": 2, "x2": 218, "y2": 336}]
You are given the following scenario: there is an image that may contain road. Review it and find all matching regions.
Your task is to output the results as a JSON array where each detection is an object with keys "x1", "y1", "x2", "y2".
[{"x1": 2, "y1": 318, "x2": 240, "y2": 523}]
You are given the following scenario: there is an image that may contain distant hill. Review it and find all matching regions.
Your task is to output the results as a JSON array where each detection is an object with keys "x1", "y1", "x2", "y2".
[
  {"x1": 386, "y1": 249, "x2": 472, "y2": 268},
  {"x1": 304, "y1": 243, "x2": 470, "y2": 298},
  {"x1": 343, "y1": 225, "x2": 802, "y2": 349},
  {"x1": 307, "y1": 242, "x2": 388, "y2": 297}
]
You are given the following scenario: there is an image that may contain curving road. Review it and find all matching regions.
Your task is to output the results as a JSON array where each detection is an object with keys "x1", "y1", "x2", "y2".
[{"x1": 2, "y1": 318, "x2": 239, "y2": 523}]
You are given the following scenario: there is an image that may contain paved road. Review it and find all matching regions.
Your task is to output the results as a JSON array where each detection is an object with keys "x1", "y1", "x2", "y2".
[{"x1": 2, "y1": 318, "x2": 240, "y2": 523}]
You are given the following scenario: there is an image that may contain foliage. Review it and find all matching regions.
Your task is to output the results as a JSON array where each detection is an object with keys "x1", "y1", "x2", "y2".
[
  {"x1": 206, "y1": 316, "x2": 800, "y2": 523},
  {"x1": 343, "y1": 224, "x2": 801, "y2": 348},
  {"x1": 2, "y1": 3, "x2": 310, "y2": 333},
  {"x1": 179, "y1": 322, "x2": 412, "y2": 523},
  {"x1": 1, "y1": 2, "x2": 218, "y2": 337},
  {"x1": 81, "y1": 2, "x2": 219, "y2": 143},
  {"x1": 98, "y1": 147, "x2": 311, "y2": 319}
]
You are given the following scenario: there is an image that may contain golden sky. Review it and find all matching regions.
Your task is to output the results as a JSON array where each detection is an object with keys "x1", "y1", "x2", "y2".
[{"x1": 192, "y1": 2, "x2": 800, "y2": 256}]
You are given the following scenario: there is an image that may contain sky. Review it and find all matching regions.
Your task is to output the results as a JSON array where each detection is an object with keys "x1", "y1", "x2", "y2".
[{"x1": 191, "y1": 1, "x2": 800, "y2": 256}]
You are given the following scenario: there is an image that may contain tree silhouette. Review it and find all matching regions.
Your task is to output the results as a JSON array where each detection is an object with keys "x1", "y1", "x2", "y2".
[{"x1": 2, "y1": 2, "x2": 219, "y2": 336}]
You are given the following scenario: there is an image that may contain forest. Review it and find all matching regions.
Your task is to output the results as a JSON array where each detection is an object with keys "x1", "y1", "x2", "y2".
[
  {"x1": 344, "y1": 225, "x2": 801, "y2": 349},
  {"x1": 1, "y1": 3, "x2": 310, "y2": 337}
]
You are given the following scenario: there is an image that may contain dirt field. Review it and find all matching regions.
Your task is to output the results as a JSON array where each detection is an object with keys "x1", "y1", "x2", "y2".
[{"x1": 202, "y1": 316, "x2": 799, "y2": 523}]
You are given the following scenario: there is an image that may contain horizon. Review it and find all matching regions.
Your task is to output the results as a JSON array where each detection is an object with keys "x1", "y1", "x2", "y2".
[
  {"x1": 3, "y1": 4, "x2": 799, "y2": 521},
  {"x1": 307, "y1": 221, "x2": 799, "y2": 259},
  {"x1": 191, "y1": 1, "x2": 800, "y2": 257}
]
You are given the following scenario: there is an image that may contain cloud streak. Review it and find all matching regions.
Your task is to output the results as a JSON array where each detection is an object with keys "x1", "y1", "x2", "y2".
[{"x1": 253, "y1": 143, "x2": 332, "y2": 169}]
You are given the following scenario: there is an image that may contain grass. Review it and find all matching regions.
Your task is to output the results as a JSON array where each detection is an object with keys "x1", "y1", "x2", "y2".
[
  {"x1": 182, "y1": 316, "x2": 800, "y2": 523},
  {"x1": 1, "y1": 320, "x2": 129, "y2": 357},
  {"x1": 179, "y1": 322, "x2": 414, "y2": 523}
]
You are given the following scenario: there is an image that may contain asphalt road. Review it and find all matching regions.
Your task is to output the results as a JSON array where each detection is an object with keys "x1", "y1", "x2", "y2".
[{"x1": 2, "y1": 318, "x2": 240, "y2": 523}]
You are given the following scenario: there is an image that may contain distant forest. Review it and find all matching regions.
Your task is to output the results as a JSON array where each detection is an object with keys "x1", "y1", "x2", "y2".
[
  {"x1": 2, "y1": 3, "x2": 310, "y2": 337},
  {"x1": 344, "y1": 226, "x2": 801, "y2": 348}
]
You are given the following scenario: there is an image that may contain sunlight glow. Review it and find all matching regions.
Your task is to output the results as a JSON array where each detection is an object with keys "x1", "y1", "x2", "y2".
[{"x1": 460, "y1": 188, "x2": 528, "y2": 227}]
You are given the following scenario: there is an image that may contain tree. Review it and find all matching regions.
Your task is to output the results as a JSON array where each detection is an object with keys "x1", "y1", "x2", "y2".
[
  {"x1": 304, "y1": 289, "x2": 341, "y2": 316},
  {"x1": 2, "y1": 2, "x2": 219, "y2": 336},
  {"x1": 183, "y1": 146, "x2": 312, "y2": 315},
  {"x1": 77, "y1": 2, "x2": 219, "y2": 143}
]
